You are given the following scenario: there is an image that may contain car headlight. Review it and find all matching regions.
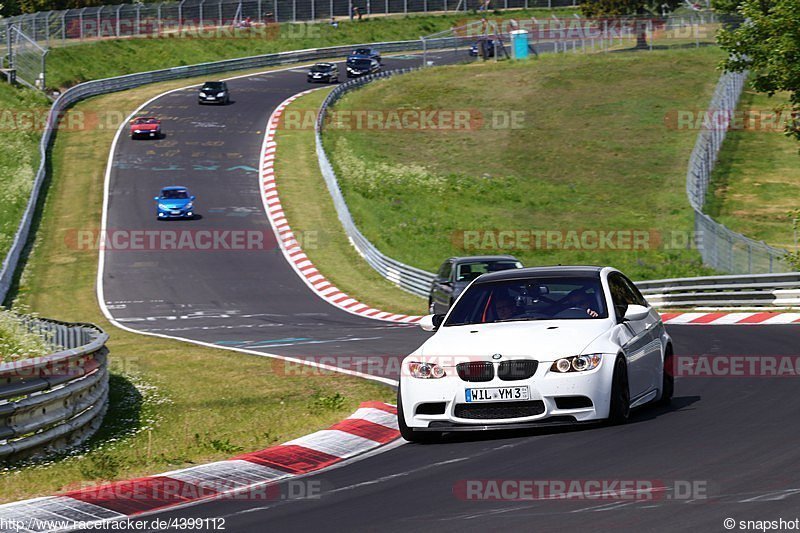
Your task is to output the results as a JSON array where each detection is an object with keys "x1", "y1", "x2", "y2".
[
  {"x1": 551, "y1": 354, "x2": 602, "y2": 373},
  {"x1": 408, "y1": 361, "x2": 446, "y2": 379},
  {"x1": 185, "y1": 202, "x2": 193, "y2": 210},
  {"x1": 199, "y1": 92, "x2": 206, "y2": 97},
  {"x1": 158, "y1": 203, "x2": 169, "y2": 210},
  {"x1": 217, "y1": 92, "x2": 225, "y2": 97}
]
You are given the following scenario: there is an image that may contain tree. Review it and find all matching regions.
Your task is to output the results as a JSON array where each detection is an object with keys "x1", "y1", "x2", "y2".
[
  {"x1": 717, "y1": 0, "x2": 800, "y2": 142},
  {"x1": 581, "y1": 0, "x2": 682, "y2": 48}
]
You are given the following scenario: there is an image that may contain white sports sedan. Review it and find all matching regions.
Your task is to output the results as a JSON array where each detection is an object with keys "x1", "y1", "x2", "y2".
[{"x1": 398, "y1": 266, "x2": 673, "y2": 443}]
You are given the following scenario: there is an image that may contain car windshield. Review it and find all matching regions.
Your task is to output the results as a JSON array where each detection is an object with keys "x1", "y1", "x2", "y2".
[
  {"x1": 133, "y1": 118, "x2": 158, "y2": 124},
  {"x1": 202, "y1": 82, "x2": 225, "y2": 90},
  {"x1": 312, "y1": 65, "x2": 332, "y2": 72},
  {"x1": 444, "y1": 276, "x2": 608, "y2": 326},
  {"x1": 455, "y1": 261, "x2": 521, "y2": 282},
  {"x1": 353, "y1": 48, "x2": 372, "y2": 55},
  {"x1": 161, "y1": 190, "x2": 189, "y2": 199},
  {"x1": 349, "y1": 59, "x2": 371, "y2": 68}
]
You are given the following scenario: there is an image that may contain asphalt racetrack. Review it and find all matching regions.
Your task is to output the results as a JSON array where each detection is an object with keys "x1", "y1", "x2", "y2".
[{"x1": 99, "y1": 50, "x2": 800, "y2": 532}]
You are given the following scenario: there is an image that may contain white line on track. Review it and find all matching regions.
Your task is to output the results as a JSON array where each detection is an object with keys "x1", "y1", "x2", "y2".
[{"x1": 95, "y1": 63, "x2": 410, "y2": 388}]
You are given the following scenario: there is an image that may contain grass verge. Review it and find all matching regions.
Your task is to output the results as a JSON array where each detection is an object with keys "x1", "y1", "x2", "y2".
[
  {"x1": 3, "y1": 67, "x2": 393, "y2": 504},
  {"x1": 48, "y1": 8, "x2": 578, "y2": 89},
  {"x1": 0, "y1": 309, "x2": 52, "y2": 363},
  {"x1": 0, "y1": 84, "x2": 51, "y2": 262},
  {"x1": 705, "y1": 86, "x2": 800, "y2": 251},
  {"x1": 322, "y1": 46, "x2": 726, "y2": 281},
  {"x1": 274, "y1": 89, "x2": 426, "y2": 316}
]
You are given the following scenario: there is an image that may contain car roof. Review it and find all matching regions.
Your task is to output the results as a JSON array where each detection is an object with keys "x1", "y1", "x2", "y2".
[
  {"x1": 475, "y1": 266, "x2": 605, "y2": 283},
  {"x1": 314, "y1": 62, "x2": 334, "y2": 67},
  {"x1": 161, "y1": 186, "x2": 188, "y2": 191},
  {"x1": 448, "y1": 255, "x2": 519, "y2": 264}
]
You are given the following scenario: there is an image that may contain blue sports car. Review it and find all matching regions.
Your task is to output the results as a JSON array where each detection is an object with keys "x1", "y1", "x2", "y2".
[{"x1": 154, "y1": 186, "x2": 196, "y2": 219}]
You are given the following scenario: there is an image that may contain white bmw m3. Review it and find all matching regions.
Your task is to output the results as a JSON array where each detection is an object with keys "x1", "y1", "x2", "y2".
[{"x1": 398, "y1": 266, "x2": 673, "y2": 443}]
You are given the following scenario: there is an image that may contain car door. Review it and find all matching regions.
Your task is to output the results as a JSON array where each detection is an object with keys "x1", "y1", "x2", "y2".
[
  {"x1": 430, "y1": 260, "x2": 454, "y2": 314},
  {"x1": 620, "y1": 274, "x2": 663, "y2": 393},
  {"x1": 609, "y1": 273, "x2": 652, "y2": 399}
]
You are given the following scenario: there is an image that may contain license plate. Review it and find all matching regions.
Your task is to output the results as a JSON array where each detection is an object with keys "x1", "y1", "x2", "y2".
[
  {"x1": 466, "y1": 386, "x2": 529, "y2": 403},
  {"x1": 170, "y1": 210, "x2": 181, "y2": 215}
]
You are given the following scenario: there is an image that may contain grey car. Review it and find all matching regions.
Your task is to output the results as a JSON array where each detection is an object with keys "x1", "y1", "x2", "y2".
[{"x1": 428, "y1": 255, "x2": 523, "y2": 314}]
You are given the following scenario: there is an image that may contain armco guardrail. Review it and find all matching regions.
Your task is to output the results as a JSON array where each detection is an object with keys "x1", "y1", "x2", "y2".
[
  {"x1": 316, "y1": 68, "x2": 436, "y2": 298},
  {"x1": 637, "y1": 272, "x2": 800, "y2": 308},
  {"x1": 0, "y1": 37, "x2": 472, "y2": 305},
  {"x1": 0, "y1": 318, "x2": 109, "y2": 463},
  {"x1": 686, "y1": 70, "x2": 791, "y2": 274}
]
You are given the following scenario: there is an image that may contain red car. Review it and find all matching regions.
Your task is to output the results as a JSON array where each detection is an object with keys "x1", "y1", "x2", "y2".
[{"x1": 130, "y1": 117, "x2": 162, "y2": 139}]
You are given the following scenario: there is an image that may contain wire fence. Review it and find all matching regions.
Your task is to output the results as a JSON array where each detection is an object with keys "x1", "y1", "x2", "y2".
[
  {"x1": 5, "y1": 25, "x2": 48, "y2": 90},
  {"x1": 1, "y1": 0, "x2": 582, "y2": 47},
  {"x1": 685, "y1": 70, "x2": 792, "y2": 274}
]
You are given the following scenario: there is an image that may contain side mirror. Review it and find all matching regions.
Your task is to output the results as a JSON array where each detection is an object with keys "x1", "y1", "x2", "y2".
[
  {"x1": 153, "y1": 196, "x2": 159, "y2": 201},
  {"x1": 418, "y1": 314, "x2": 445, "y2": 332},
  {"x1": 190, "y1": 195, "x2": 196, "y2": 200},
  {"x1": 623, "y1": 304, "x2": 650, "y2": 322}
]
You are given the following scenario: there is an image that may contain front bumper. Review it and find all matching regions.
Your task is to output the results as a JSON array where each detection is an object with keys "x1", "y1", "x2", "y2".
[
  {"x1": 132, "y1": 130, "x2": 160, "y2": 138},
  {"x1": 400, "y1": 357, "x2": 615, "y2": 430},
  {"x1": 198, "y1": 96, "x2": 225, "y2": 104},
  {"x1": 157, "y1": 209, "x2": 193, "y2": 219}
]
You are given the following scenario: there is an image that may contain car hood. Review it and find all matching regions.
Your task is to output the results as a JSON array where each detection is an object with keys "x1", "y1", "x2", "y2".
[
  {"x1": 414, "y1": 319, "x2": 614, "y2": 362},
  {"x1": 159, "y1": 198, "x2": 191, "y2": 208}
]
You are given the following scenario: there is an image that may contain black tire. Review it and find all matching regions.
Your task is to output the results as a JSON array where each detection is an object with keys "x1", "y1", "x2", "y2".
[
  {"x1": 607, "y1": 356, "x2": 630, "y2": 424},
  {"x1": 658, "y1": 346, "x2": 674, "y2": 406},
  {"x1": 397, "y1": 389, "x2": 440, "y2": 444}
]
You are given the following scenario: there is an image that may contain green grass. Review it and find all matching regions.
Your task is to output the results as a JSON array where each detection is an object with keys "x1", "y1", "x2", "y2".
[
  {"x1": 0, "y1": 309, "x2": 53, "y2": 363},
  {"x1": 0, "y1": 84, "x2": 50, "y2": 263},
  {"x1": 705, "y1": 86, "x2": 800, "y2": 251},
  {"x1": 48, "y1": 8, "x2": 578, "y2": 89},
  {"x1": 322, "y1": 47, "x2": 727, "y2": 281},
  {"x1": 274, "y1": 89, "x2": 426, "y2": 315},
  {"x1": 3, "y1": 71, "x2": 393, "y2": 504}
]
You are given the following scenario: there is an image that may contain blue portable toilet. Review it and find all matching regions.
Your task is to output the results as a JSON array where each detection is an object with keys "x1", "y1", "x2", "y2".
[{"x1": 510, "y1": 29, "x2": 530, "y2": 60}]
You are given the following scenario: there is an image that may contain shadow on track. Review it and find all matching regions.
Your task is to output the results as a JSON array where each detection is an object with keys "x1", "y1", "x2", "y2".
[{"x1": 405, "y1": 395, "x2": 701, "y2": 446}]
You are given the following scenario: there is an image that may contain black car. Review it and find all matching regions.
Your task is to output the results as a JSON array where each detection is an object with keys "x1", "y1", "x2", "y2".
[
  {"x1": 349, "y1": 47, "x2": 381, "y2": 64},
  {"x1": 346, "y1": 57, "x2": 381, "y2": 78},
  {"x1": 428, "y1": 255, "x2": 523, "y2": 314},
  {"x1": 469, "y1": 39, "x2": 497, "y2": 58},
  {"x1": 307, "y1": 63, "x2": 339, "y2": 83},
  {"x1": 198, "y1": 81, "x2": 230, "y2": 105}
]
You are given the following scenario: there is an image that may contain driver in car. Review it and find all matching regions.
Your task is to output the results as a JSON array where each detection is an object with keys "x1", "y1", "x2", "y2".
[
  {"x1": 495, "y1": 293, "x2": 518, "y2": 320},
  {"x1": 561, "y1": 290, "x2": 600, "y2": 318}
]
